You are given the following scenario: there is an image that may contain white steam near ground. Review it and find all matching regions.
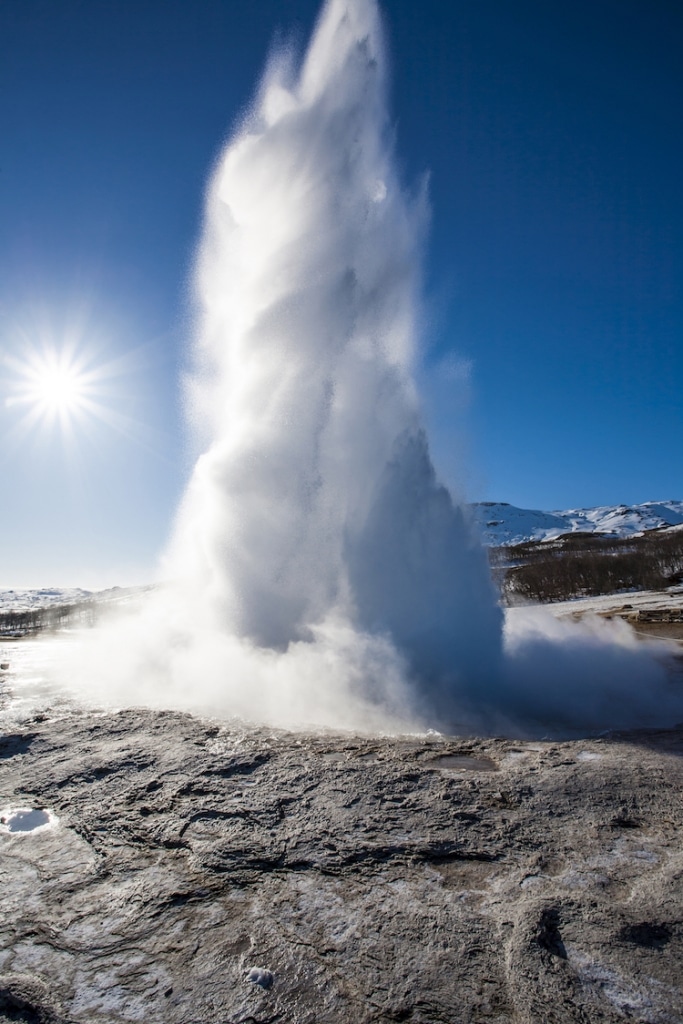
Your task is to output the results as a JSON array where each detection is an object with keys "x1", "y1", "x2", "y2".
[{"x1": 51, "y1": 0, "x2": 682, "y2": 738}]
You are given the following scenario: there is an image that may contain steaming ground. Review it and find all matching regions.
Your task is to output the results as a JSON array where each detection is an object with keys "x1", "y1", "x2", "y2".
[
  {"x1": 10, "y1": 0, "x2": 682, "y2": 738},
  {"x1": 2, "y1": 594, "x2": 680, "y2": 741}
]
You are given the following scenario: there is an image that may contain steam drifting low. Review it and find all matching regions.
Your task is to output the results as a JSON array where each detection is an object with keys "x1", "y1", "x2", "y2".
[{"x1": 62, "y1": 0, "x2": 682, "y2": 737}]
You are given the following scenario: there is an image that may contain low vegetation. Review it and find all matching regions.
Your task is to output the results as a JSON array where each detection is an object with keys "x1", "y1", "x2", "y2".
[
  {"x1": 491, "y1": 528, "x2": 683, "y2": 604},
  {"x1": 0, "y1": 600, "x2": 98, "y2": 636}
]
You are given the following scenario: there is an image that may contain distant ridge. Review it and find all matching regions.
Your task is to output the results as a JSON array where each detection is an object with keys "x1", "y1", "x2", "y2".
[
  {"x1": 0, "y1": 584, "x2": 154, "y2": 615},
  {"x1": 471, "y1": 500, "x2": 683, "y2": 547}
]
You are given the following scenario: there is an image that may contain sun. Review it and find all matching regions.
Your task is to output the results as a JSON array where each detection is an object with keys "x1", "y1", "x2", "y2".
[
  {"x1": 27, "y1": 359, "x2": 88, "y2": 415},
  {"x1": 4, "y1": 341, "x2": 110, "y2": 441},
  {"x1": 3, "y1": 312, "x2": 146, "y2": 453},
  {"x1": 12, "y1": 348, "x2": 95, "y2": 427}
]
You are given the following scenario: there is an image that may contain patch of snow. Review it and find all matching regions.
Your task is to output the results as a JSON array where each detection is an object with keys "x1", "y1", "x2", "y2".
[{"x1": 0, "y1": 807, "x2": 58, "y2": 833}]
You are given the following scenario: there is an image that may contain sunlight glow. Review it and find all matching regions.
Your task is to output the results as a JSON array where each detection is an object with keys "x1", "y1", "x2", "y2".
[
  {"x1": 27, "y1": 358, "x2": 89, "y2": 415},
  {"x1": 4, "y1": 328, "x2": 146, "y2": 450},
  {"x1": 8, "y1": 347, "x2": 98, "y2": 432}
]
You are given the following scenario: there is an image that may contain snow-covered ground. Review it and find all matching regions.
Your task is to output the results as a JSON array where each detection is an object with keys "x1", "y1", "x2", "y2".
[
  {"x1": 543, "y1": 586, "x2": 683, "y2": 620},
  {"x1": 471, "y1": 499, "x2": 683, "y2": 547}
]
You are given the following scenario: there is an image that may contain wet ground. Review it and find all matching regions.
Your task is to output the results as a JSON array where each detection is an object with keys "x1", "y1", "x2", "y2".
[{"x1": 0, "y1": 701, "x2": 682, "y2": 1023}]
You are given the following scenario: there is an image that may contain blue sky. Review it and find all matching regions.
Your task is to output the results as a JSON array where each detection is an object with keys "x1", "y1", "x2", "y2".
[{"x1": 1, "y1": 0, "x2": 681, "y2": 587}]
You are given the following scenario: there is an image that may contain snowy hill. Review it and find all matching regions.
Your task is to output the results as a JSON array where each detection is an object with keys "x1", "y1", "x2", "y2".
[
  {"x1": 0, "y1": 588, "x2": 93, "y2": 614},
  {"x1": 471, "y1": 500, "x2": 683, "y2": 547},
  {"x1": 0, "y1": 585, "x2": 154, "y2": 616}
]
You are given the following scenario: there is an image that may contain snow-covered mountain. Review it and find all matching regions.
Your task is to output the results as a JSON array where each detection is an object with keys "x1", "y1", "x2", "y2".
[{"x1": 471, "y1": 500, "x2": 683, "y2": 547}]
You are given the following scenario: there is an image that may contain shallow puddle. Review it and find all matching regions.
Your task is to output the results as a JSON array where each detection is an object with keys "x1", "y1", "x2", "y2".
[{"x1": 429, "y1": 754, "x2": 498, "y2": 773}]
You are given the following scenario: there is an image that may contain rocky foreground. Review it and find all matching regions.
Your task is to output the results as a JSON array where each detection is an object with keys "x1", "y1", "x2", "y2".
[{"x1": 0, "y1": 708, "x2": 682, "y2": 1023}]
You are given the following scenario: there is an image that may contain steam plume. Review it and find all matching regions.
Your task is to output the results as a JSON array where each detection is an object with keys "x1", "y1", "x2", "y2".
[
  {"x1": 163, "y1": 0, "x2": 502, "y2": 720},
  {"x1": 53, "y1": 0, "x2": 682, "y2": 737}
]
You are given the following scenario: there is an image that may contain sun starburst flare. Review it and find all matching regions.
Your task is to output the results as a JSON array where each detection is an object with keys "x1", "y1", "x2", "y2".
[
  {"x1": 6, "y1": 346, "x2": 102, "y2": 433},
  {"x1": 20, "y1": 351, "x2": 92, "y2": 417},
  {"x1": 3, "y1": 328, "x2": 154, "y2": 455}
]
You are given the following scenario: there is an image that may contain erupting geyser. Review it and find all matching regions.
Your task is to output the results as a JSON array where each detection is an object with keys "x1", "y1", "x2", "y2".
[
  {"x1": 61, "y1": 0, "x2": 682, "y2": 736},
  {"x1": 167, "y1": 0, "x2": 502, "y2": 716}
]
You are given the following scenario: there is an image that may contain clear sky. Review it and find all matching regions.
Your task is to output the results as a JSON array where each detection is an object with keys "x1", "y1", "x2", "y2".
[{"x1": 1, "y1": 0, "x2": 681, "y2": 588}]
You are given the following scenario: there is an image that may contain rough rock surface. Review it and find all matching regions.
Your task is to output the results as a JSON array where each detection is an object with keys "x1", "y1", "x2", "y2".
[{"x1": 0, "y1": 708, "x2": 682, "y2": 1023}]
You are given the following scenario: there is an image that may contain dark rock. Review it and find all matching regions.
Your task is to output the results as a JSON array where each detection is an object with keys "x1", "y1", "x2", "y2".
[{"x1": 619, "y1": 921, "x2": 673, "y2": 949}]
